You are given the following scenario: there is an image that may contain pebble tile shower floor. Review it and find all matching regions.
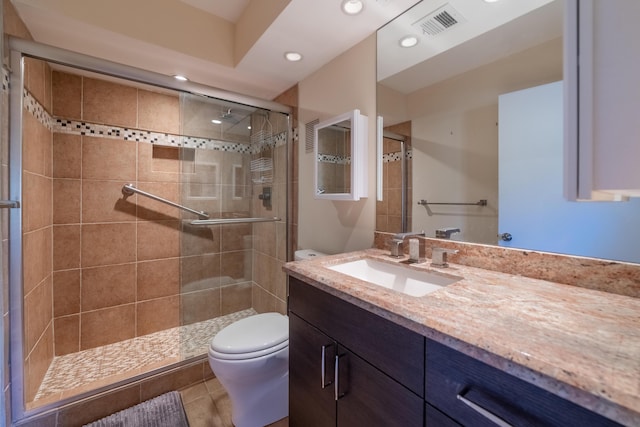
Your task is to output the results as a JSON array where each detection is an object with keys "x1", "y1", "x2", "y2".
[{"x1": 33, "y1": 309, "x2": 257, "y2": 404}]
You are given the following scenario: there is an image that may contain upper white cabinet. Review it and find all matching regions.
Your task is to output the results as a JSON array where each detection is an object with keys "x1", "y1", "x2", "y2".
[
  {"x1": 314, "y1": 109, "x2": 368, "y2": 201},
  {"x1": 565, "y1": 0, "x2": 640, "y2": 200}
]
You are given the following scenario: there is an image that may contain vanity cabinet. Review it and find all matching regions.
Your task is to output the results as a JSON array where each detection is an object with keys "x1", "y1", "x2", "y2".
[
  {"x1": 288, "y1": 277, "x2": 424, "y2": 426},
  {"x1": 289, "y1": 276, "x2": 621, "y2": 426},
  {"x1": 425, "y1": 338, "x2": 620, "y2": 426}
]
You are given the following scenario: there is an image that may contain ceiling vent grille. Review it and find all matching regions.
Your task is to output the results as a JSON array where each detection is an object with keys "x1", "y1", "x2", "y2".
[{"x1": 413, "y1": 4, "x2": 466, "y2": 37}]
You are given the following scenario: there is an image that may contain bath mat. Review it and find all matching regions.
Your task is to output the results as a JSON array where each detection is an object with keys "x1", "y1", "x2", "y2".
[{"x1": 83, "y1": 391, "x2": 189, "y2": 427}]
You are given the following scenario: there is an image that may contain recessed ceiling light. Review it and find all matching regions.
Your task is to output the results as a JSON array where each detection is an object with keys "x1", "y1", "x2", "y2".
[
  {"x1": 399, "y1": 36, "x2": 419, "y2": 48},
  {"x1": 341, "y1": 0, "x2": 364, "y2": 15},
  {"x1": 483, "y1": 0, "x2": 500, "y2": 3},
  {"x1": 211, "y1": 119, "x2": 222, "y2": 124},
  {"x1": 173, "y1": 74, "x2": 188, "y2": 81},
  {"x1": 285, "y1": 52, "x2": 303, "y2": 62}
]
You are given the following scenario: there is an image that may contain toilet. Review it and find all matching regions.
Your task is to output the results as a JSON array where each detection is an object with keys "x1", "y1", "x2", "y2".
[
  {"x1": 294, "y1": 249, "x2": 328, "y2": 261},
  {"x1": 208, "y1": 312, "x2": 289, "y2": 427}
]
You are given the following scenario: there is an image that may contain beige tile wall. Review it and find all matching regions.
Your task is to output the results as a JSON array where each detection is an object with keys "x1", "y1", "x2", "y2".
[
  {"x1": 50, "y1": 70, "x2": 267, "y2": 357},
  {"x1": 22, "y1": 57, "x2": 54, "y2": 404},
  {"x1": 273, "y1": 84, "x2": 298, "y2": 257}
]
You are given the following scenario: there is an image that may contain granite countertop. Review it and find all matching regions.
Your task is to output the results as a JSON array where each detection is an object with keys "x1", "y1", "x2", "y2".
[{"x1": 283, "y1": 248, "x2": 640, "y2": 426}]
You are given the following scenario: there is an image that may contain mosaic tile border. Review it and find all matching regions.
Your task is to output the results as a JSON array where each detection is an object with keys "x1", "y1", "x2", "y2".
[
  {"x1": 23, "y1": 89, "x2": 287, "y2": 154},
  {"x1": 317, "y1": 154, "x2": 350, "y2": 165},
  {"x1": 383, "y1": 148, "x2": 413, "y2": 163},
  {"x1": 2, "y1": 67, "x2": 9, "y2": 92},
  {"x1": 34, "y1": 309, "x2": 257, "y2": 402}
]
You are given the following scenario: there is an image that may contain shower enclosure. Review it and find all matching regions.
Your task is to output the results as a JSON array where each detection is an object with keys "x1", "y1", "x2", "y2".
[{"x1": 6, "y1": 39, "x2": 291, "y2": 422}]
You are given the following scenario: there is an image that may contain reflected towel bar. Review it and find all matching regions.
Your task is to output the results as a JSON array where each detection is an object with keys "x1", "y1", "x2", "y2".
[
  {"x1": 190, "y1": 217, "x2": 280, "y2": 226},
  {"x1": 121, "y1": 184, "x2": 210, "y2": 219},
  {"x1": 418, "y1": 199, "x2": 487, "y2": 207}
]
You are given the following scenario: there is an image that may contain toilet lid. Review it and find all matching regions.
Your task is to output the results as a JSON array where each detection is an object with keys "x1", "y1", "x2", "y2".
[{"x1": 211, "y1": 313, "x2": 288, "y2": 354}]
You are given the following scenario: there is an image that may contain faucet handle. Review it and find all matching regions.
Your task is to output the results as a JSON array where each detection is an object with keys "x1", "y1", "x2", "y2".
[
  {"x1": 389, "y1": 238, "x2": 404, "y2": 258},
  {"x1": 431, "y1": 247, "x2": 459, "y2": 268},
  {"x1": 436, "y1": 228, "x2": 461, "y2": 239}
]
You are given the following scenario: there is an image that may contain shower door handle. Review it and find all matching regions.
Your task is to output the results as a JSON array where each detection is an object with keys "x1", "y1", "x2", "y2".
[{"x1": 0, "y1": 200, "x2": 19, "y2": 208}]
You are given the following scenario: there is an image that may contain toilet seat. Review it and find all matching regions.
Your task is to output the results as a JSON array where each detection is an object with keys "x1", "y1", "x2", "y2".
[{"x1": 210, "y1": 313, "x2": 288, "y2": 360}]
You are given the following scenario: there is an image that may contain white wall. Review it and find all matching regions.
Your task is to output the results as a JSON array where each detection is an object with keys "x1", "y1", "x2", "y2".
[{"x1": 298, "y1": 35, "x2": 377, "y2": 255}]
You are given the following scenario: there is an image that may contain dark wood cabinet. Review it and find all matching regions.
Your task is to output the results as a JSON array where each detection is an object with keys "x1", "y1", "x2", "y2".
[
  {"x1": 425, "y1": 338, "x2": 620, "y2": 427},
  {"x1": 289, "y1": 277, "x2": 424, "y2": 426},
  {"x1": 289, "y1": 313, "x2": 335, "y2": 427},
  {"x1": 289, "y1": 276, "x2": 619, "y2": 427}
]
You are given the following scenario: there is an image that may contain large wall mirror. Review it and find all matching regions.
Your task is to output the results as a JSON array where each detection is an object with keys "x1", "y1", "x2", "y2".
[{"x1": 376, "y1": 0, "x2": 640, "y2": 264}]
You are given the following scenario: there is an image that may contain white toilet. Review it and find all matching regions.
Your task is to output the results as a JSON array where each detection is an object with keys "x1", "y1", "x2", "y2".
[{"x1": 208, "y1": 312, "x2": 289, "y2": 427}]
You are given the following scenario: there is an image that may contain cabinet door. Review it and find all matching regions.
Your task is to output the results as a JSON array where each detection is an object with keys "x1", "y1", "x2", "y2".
[
  {"x1": 289, "y1": 313, "x2": 336, "y2": 427},
  {"x1": 335, "y1": 344, "x2": 423, "y2": 427},
  {"x1": 289, "y1": 277, "x2": 425, "y2": 397}
]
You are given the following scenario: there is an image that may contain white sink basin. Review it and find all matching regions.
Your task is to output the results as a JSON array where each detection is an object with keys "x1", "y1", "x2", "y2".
[{"x1": 328, "y1": 258, "x2": 461, "y2": 297}]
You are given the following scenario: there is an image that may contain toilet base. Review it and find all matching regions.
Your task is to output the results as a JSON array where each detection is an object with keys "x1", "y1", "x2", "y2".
[{"x1": 228, "y1": 371, "x2": 288, "y2": 427}]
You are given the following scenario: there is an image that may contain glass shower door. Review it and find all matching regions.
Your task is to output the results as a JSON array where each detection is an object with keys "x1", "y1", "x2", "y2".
[{"x1": 177, "y1": 93, "x2": 290, "y2": 358}]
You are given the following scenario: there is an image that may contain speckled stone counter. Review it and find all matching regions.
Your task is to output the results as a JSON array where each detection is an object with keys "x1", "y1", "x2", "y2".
[{"x1": 283, "y1": 249, "x2": 640, "y2": 426}]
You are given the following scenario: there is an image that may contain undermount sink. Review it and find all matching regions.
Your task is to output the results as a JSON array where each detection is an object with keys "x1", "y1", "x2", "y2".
[{"x1": 328, "y1": 258, "x2": 461, "y2": 297}]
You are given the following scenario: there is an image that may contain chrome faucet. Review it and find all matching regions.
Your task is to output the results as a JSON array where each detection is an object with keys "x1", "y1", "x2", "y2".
[
  {"x1": 431, "y1": 248, "x2": 459, "y2": 268},
  {"x1": 436, "y1": 228, "x2": 460, "y2": 239},
  {"x1": 389, "y1": 231, "x2": 425, "y2": 258}
]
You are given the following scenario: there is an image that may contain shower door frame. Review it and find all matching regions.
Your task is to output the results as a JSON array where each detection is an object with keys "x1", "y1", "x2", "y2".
[{"x1": 7, "y1": 37, "x2": 292, "y2": 423}]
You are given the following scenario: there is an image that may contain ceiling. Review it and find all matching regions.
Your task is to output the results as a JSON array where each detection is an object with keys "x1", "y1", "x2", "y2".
[
  {"x1": 10, "y1": 0, "x2": 420, "y2": 100},
  {"x1": 377, "y1": 0, "x2": 560, "y2": 93}
]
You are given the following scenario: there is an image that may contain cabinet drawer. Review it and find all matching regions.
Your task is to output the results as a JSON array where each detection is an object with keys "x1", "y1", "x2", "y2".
[
  {"x1": 425, "y1": 339, "x2": 620, "y2": 426},
  {"x1": 289, "y1": 277, "x2": 425, "y2": 397},
  {"x1": 426, "y1": 402, "x2": 460, "y2": 427}
]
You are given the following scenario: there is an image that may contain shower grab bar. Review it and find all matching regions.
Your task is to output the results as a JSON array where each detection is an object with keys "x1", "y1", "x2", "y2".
[
  {"x1": 190, "y1": 217, "x2": 280, "y2": 226},
  {"x1": 418, "y1": 199, "x2": 487, "y2": 207},
  {"x1": 121, "y1": 184, "x2": 210, "y2": 219}
]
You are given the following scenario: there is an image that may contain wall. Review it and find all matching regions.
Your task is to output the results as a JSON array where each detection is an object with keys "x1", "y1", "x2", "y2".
[
  {"x1": 21, "y1": 57, "x2": 54, "y2": 406},
  {"x1": 298, "y1": 35, "x2": 376, "y2": 255},
  {"x1": 380, "y1": 38, "x2": 562, "y2": 243}
]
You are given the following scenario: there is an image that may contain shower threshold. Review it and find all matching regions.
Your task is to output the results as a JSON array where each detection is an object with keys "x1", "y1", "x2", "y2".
[{"x1": 31, "y1": 308, "x2": 258, "y2": 408}]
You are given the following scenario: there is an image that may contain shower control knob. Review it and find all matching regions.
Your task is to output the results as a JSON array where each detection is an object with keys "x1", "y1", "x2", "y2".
[{"x1": 498, "y1": 232, "x2": 512, "y2": 242}]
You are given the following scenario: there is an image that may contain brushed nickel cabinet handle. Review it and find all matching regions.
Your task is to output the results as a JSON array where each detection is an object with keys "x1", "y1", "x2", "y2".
[{"x1": 457, "y1": 393, "x2": 514, "y2": 427}]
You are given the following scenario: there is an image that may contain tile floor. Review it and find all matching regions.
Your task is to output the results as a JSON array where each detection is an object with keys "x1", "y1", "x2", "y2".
[
  {"x1": 179, "y1": 378, "x2": 289, "y2": 427},
  {"x1": 33, "y1": 309, "x2": 257, "y2": 406}
]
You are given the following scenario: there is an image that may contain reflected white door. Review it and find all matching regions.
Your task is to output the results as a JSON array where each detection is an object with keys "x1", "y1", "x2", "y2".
[{"x1": 498, "y1": 81, "x2": 640, "y2": 263}]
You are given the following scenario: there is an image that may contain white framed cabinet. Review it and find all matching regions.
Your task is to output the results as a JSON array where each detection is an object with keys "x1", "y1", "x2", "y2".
[{"x1": 565, "y1": 0, "x2": 640, "y2": 200}]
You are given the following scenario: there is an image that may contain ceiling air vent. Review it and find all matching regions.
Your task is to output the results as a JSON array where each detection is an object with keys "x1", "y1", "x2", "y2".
[{"x1": 412, "y1": 3, "x2": 466, "y2": 37}]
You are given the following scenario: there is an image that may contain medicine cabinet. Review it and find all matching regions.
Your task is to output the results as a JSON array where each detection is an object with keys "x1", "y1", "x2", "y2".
[{"x1": 314, "y1": 109, "x2": 368, "y2": 201}]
